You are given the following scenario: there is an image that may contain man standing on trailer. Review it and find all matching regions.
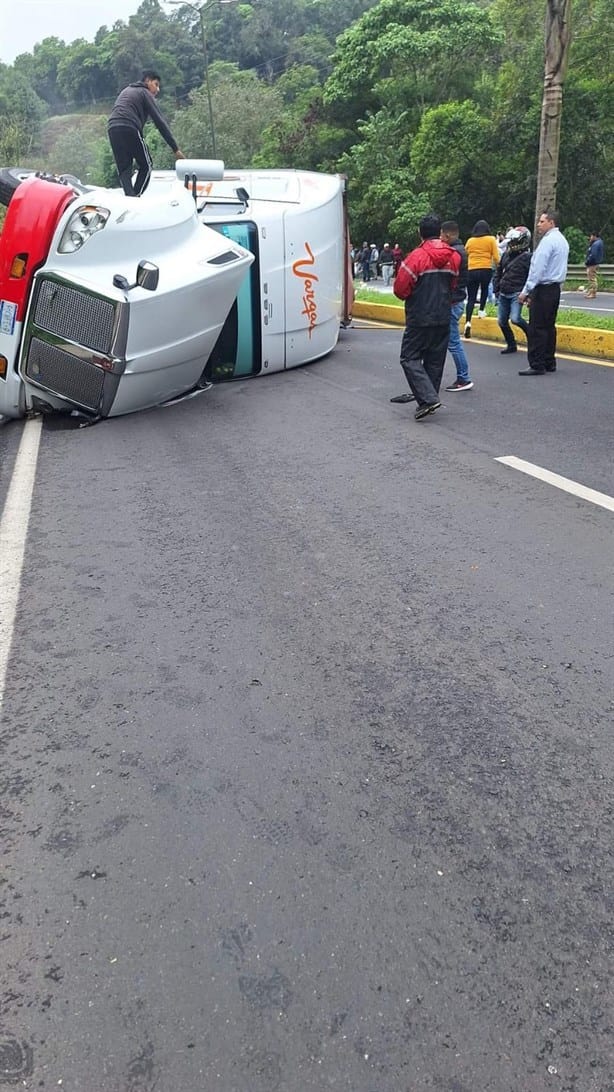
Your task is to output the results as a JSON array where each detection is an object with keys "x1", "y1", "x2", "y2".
[{"x1": 108, "y1": 69, "x2": 185, "y2": 197}]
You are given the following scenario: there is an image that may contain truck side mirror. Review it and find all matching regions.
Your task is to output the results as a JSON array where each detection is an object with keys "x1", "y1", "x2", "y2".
[
  {"x1": 136, "y1": 260, "x2": 159, "y2": 292},
  {"x1": 113, "y1": 261, "x2": 159, "y2": 293}
]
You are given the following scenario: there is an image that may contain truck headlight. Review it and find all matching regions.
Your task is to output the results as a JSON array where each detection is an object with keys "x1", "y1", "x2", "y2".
[{"x1": 58, "y1": 206, "x2": 110, "y2": 253}]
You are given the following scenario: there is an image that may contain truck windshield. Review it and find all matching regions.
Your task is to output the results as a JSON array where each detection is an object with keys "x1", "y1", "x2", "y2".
[{"x1": 206, "y1": 221, "x2": 262, "y2": 380}]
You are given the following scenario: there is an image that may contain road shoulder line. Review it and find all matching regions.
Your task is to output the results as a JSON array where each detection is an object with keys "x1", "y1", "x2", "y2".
[
  {"x1": 495, "y1": 454, "x2": 614, "y2": 512},
  {"x1": 0, "y1": 418, "x2": 42, "y2": 708}
]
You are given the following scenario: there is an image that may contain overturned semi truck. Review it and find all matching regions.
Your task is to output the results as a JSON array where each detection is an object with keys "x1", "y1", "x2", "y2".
[{"x1": 0, "y1": 161, "x2": 352, "y2": 422}]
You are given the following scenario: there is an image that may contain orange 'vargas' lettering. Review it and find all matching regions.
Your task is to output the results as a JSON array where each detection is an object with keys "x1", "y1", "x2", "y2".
[{"x1": 292, "y1": 243, "x2": 318, "y2": 339}]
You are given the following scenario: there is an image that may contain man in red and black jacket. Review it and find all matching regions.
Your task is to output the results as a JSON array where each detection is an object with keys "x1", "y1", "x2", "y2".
[{"x1": 391, "y1": 214, "x2": 460, "y2": 419}]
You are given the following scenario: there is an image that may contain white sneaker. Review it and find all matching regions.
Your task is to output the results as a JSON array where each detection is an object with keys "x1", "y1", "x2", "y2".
[{"x1": 478, "y1": 309, "x2": 486, "y2": 318}]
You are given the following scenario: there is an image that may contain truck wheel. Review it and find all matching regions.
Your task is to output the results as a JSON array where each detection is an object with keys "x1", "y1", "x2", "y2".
[
  {"x1": 0, "y1": 167, "x2": 34, "y2": 207},
  {"x1": 0, "y1": 167, "x2": 88, "y2": 208}
]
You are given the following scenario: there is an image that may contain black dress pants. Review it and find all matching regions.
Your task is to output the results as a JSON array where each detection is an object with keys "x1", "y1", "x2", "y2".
[
  {"x1": 108, "y1": 125, "x2": 153, "y2": 196},
  {"x1": 399, "y1": 324, "x2": 449, "y2": 405},
  {"x1": 527, "y1": 282, "x2": 561, "y2": 371}
]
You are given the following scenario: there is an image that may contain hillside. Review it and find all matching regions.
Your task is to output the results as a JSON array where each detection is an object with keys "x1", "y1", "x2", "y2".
[{"x1": 41, "y1": 112, "x2": 109, "y2": 155}]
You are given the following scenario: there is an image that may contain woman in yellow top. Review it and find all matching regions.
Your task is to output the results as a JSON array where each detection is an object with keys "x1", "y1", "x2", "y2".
[{"x1": 464, "y1": 219, "x2": 500, "y2": 337}]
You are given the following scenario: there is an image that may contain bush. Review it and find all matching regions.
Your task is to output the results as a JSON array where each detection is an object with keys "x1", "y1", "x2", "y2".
[{"x1": 564, "y1": 225, "x2": 588, "y2": 264}]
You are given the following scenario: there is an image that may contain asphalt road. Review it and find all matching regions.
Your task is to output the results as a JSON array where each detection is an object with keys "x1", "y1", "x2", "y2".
[
  {"x1": 559, "y1": 290, "x2": 614, "y2": 315},
  {"x1": 1, "y1": 331, "x2": 613, "y2": 1092}
]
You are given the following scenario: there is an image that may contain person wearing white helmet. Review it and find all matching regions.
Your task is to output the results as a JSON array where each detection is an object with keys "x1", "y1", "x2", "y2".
[{"x1": 492, "y1": 226, "x2": 532, "y2": 354}]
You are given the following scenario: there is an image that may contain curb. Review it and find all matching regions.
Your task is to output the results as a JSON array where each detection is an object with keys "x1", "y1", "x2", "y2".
[{"x1": 351, "y1": 302, "x2": 614, "y2": 363}]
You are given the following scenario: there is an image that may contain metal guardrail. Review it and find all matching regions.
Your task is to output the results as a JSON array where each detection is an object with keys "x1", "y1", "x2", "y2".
[{"x1": 567, "y1": 263, "x2": 614, "y2": 281}]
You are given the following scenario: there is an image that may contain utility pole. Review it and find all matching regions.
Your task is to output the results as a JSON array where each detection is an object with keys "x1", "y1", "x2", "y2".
[
  {"x1": 534, "y1": 0, "x2": 572, "y2": 235},
  {"x1": 168, "y1": 0, "x2": 238, "y2": 159}
]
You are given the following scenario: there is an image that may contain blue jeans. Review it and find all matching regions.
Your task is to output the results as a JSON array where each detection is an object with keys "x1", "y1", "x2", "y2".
[
  {"x1": 448, "y1": 301, "x2": 470, "y2": 382},
  {"x1": 498, "y1": 292, "x2": 529, "y2": 347}
]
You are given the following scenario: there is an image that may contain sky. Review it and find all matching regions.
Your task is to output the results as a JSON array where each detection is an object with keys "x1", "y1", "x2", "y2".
[{"x1": 1, "y1": 0, "x2": 144, "y2": 64}]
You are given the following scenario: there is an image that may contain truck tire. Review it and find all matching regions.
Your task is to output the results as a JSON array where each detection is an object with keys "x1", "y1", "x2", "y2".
[
  {"x1": 0, "y1": 167, "x2": 34, "y2": 207},
  {"x1": 0, "y1": 167, "x2": 89, "y2": 208}
]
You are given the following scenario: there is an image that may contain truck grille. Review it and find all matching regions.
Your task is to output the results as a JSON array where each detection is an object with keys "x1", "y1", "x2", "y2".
[
  {"x1": 25, "y1": 339, "x2": 105, "y2": 411},
  {"x1": 34, "y1": 280, "x2": 116, "y2": 354}
]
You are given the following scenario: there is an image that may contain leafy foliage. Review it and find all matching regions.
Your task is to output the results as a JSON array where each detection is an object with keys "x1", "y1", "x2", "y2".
[
  {"x1": 0, "y1": 0, "x2": 612, "y2": 254},
  {"x1": 173, "y1": 65, "x2": 284, "y2": 165},
  {"x1": 324, "y1": 0, "x2": 503, "y2": 119},
  {"x1": 0, "y1": 64, "x2": 47, "y2": 161}
]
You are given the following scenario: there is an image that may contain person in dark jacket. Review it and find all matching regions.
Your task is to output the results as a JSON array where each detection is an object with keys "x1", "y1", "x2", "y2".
[
  {"x1": 358, "y1": 241, "x2": 372, "y2": 282},
  {"x1": 380, "y1": 243, "x2": 395, "y2": 286},
  {"x1": 584, "y1": 231, "x2": 604, "y2": 298},
  {"x1": 108, "y1": 69, "x2": 185, "y2": 196},
  {"x1": 391, "y1": 214, "x2": 460, "y2": 420},
  {"x1": 493, "y1": 226, "x2": 531, "y2": 354},
  {"x1": 392, "y1": 242, "x2": 403, "y2": 274}
]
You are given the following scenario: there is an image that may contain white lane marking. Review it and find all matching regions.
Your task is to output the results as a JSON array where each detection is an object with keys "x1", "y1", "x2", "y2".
[
  {"x1": 0, "y1": 418, "x2": 43, "y2": 707},
  {"x1": 495, "y1": 455, "x2": 614, "y2": 512},
  {"x1": 560, "y1": 295, "x2": 614, "y2": 315}
]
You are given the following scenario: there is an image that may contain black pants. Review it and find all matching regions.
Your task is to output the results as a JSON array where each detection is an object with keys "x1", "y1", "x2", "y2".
[
  {"x1": 108, "y1": 125, "x2": 153, "y2": 197},
  {"x1": 399, "y1": 324, "x2": 449, "y2": 405},
  {"x1": 466, "y1": 268, "x2": 492, "y2": 322},
  {"x1": 527, "y1": 282, "x2": 561, "y2": 371}
]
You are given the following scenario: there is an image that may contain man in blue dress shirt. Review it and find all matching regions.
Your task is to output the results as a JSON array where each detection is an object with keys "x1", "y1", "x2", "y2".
[{"x1": 518, "y1": 209, "x2": 569, "y2": 375}]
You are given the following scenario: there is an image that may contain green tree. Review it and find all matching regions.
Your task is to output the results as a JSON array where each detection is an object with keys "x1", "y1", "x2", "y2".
[
  {"x1": 337, "y1": 109, "x2": 428, "y2": 246},
  {"x1": 563, "y1": 224, "x2": 588, "y2": 263},
  {"x1": 231, "y1": 0, "x2": 311, "y2": 74},
  {"x1": 324, "y1": 0, "x2": 504, "y2": 124},
  {"x1": 99, "y1": 25, "x2": 158, "y2": 93},
  {"x1": 171, "y1": 64, "x2": 284, "y2": 165},
  {"x1": 0, "y1": 64, "x2": 47, "y2": 160},
  {"x1": 285, "y1": 32, "x2": 335, "y2": 76},
  {"x1": 410, "y1": 101, "x2": 500, "y2": 229},
  {"x1": 321, "y1": 0, "x2": 505, "y2": 243},
  {"x1": 13, "y1": 38, "x2": 67, "y2": 111},
  {"x1": 314, "y1": 0, "x2": 381, "y2": 43},
  {"x1": 56, "y1": 41, "x2": 114, "y2": 106},
  {"x1": 256, "y1": 66, "x2": 349, "y2": 170},
  {"x1": 555, "y1": 0, "x2": 614, "y2": 237},
  {"x1": 124, "y1": 0, "x2": 203, "y2": 95},
  {"x1": 556, "y1": 74, "x2": 614, "y2": 238}
]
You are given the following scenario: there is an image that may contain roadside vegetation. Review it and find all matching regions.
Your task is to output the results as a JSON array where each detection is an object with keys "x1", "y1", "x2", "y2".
[{"x1": 0, "y1": 0, "x2": 611, "y2": 254}]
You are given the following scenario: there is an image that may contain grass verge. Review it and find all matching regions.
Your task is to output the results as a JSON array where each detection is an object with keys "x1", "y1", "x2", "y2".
[{"x1": 353, "y1": 286, "x2": 614, "y2": 331}]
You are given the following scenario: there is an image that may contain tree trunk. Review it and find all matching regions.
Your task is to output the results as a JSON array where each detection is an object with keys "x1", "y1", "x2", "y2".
[{"x1": 534, "y1": 0, "x2": 572, "y2": 237}]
